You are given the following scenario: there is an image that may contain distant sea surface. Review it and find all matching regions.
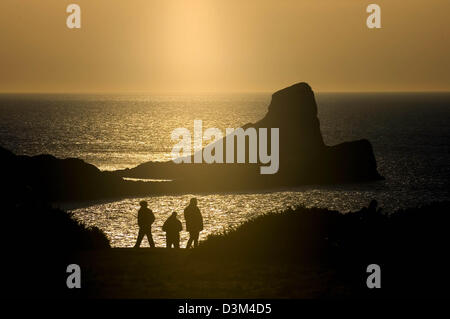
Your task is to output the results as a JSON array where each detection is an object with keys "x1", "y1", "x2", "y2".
[{"x1": 1, "y1": 92, "x2": 449, "y2": 247}]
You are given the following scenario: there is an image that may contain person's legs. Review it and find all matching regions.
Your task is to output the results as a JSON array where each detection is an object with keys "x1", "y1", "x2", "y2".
[
  {"x1": 166, "y1": 234, "x2": 171, "y2": 248},
  {"x1": 146, "y1": 228, "x2": 155, "y2": 248},
  {"x1": 174, "y1": 233, "x2": 180, "y2": 249},
  {"x1": 193, "y1": 231, "x2": 199, "y2": 248},
  {"x1": 134, "y1": 228, "x2": 144, "y2": 248},
  {"x1": 186, "y1": 232, "x2": 194, "y2": 249}
]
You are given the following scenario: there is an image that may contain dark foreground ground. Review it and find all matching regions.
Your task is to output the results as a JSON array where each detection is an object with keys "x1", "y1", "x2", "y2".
[
  {"x1": 70, "y1": 248, "x2": 344, "y2": 299},
  {"x1": 16, "y1": 245, "x2": 444, "y2": 299},
  {"x1": 6, "y1": 248, "x2": 343, "y2": 299},
  {"x1": 5, "y1": 201, "x2": 450, "y2": 299}
]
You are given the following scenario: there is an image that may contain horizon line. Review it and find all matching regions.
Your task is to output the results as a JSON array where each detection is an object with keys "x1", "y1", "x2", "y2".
[{"x1": 1, "y1": 89, "x2": 450, "y2": 95}]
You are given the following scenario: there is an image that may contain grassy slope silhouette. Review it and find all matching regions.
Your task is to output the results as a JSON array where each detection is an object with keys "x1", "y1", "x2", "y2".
[{"x1": 10, "y1": 201, "x2": 447, "y2": 298}]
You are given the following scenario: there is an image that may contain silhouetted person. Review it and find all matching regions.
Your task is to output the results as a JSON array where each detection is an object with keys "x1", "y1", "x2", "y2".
[
  {"x1": 184, "y1": 198, "x2": 203, "y2": 249},
  {"x1": 162, "y1": 212, "x2": 182, "y2": 248},
  {"x1": 359, "y1": 199, "x2": 386, "y2": 249},
  {"x1": 368, "y1": 200, "x2": 378, "y2": 214},
  {"x1": 366, "y1": 200, "x2": 383, "y2": 220},
  {"x1": 134, "y1": 201, "x2": 155, "y2": 248}
]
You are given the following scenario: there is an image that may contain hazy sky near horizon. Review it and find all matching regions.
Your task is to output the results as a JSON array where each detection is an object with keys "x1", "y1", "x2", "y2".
[{"x1": 1, "y1": 0, "x2": 449, "y2": 93}]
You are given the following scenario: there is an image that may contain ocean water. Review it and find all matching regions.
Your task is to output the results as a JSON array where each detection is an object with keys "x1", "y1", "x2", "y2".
[{"x1": 1, "y1": 92, "x2": 449, "y2": 247}]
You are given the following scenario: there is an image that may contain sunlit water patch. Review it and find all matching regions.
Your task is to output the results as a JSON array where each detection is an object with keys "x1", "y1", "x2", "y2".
[{"x1": 69, "y1": 181, "x2": 447, "y2": 248}]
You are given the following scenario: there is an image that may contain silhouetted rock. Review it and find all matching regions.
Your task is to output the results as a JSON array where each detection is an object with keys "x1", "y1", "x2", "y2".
[
  {"x1": 118, "y1": 82, "x2": 382, "y2": 188},
  {"x1": 251, "y1": 82, "x2": 324, "y2": 157},
  {"x1": 0, "y1": 146, "x2": 161, "y2": 202}
]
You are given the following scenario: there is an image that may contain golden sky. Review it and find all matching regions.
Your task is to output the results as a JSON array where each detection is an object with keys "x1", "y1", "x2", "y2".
[{"x1": 0, "y1": 0, "x2": 449, "y2": 93}]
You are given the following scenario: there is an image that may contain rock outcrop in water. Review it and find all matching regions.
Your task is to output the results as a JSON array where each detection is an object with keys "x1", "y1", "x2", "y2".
[
  {"x1": 0, "y1": 146, "x2": 168, "y2": 202},
  {"x1": 118, "y1": 82, "x2": 383, "y2": 189},
  {"x1": 1, "y1": 82, "x2": 382, "y2": 201},
  {"x1": 0, "y1": 146, "x2": 118, "y2": 201}
]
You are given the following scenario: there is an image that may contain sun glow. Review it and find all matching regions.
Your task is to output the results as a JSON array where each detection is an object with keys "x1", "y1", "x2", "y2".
[{"x1": 161, "y1": 1, "x2": 225, "y2": 91}]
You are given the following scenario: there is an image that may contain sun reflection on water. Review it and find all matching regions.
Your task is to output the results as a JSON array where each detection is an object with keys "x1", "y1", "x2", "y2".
[{"x1": 69, "y1": 183, "x2": 438, "y2": 248}]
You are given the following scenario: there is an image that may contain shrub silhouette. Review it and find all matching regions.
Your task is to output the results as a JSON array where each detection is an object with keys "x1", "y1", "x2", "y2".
[
  {"x1": 198, "y1": 201, "x2": 450, "y2": 266},
  {"x1": 3, "y1": 201, "x2": 110, "y2": 250}
]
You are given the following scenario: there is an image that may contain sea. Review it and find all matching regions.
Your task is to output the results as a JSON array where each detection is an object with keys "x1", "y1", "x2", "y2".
[{"x1": 1, "y1": 92, "x2": 449, "y2": 247}]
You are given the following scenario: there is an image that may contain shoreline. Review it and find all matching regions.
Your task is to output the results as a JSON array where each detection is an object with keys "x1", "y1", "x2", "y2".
[{"x1": 58, "y1": 179, "x2": 387, "y2": 211}]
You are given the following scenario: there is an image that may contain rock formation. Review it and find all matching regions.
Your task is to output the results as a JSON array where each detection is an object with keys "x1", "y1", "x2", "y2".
[
  {"x1": 1, "y1": 82, "x2": 383, "y2": 201},
  {"x1": 119, "y1": 82, "x2": 383, "y2": 188}
]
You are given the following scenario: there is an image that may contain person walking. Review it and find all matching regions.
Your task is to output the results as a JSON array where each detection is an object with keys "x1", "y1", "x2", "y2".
[
  {"x1": 134, "y1": 201, "x2": 156, "y2": 248},
  {"x1": 184, "y1": 198, "x2": 203, "y2": 249},
  {"x1": 162, "y1": 212, "x2": 183, "y2": 248}
]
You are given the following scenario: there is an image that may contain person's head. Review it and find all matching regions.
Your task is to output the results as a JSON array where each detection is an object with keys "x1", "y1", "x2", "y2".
[
  {"x1": 189, "y1": 198, "x2": 197, "y2": 206},
  {"x1": 171, "y1": 211, "x2": 177, "y2": 218},
  {"x1": 139, "y1": 200, "x2": 148, "y2": 208}
]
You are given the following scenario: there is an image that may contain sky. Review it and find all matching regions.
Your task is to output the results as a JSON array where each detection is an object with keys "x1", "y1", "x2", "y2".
[{"x1": 0, "y1": 0, "x2": 449, "y2": 93}]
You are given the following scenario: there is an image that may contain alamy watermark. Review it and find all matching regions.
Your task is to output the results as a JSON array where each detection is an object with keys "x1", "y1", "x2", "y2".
[
  {"x1": 66, "y1": 264, "x2": 81, "y2": 289},
  {"x1": 65, "y1": 4, "x2": 381, "y2": 30},
  {"x1": 171, "y1": 120, "x2": 279, "y2": 175},
  {"x1": 366, "y1": 264, "x2": 381, "y2": 289}
]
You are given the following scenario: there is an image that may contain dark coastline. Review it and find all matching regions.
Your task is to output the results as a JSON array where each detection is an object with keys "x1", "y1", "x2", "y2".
[{"x1": 0, "y1": 145, "x2": 383, "y2": 205}]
